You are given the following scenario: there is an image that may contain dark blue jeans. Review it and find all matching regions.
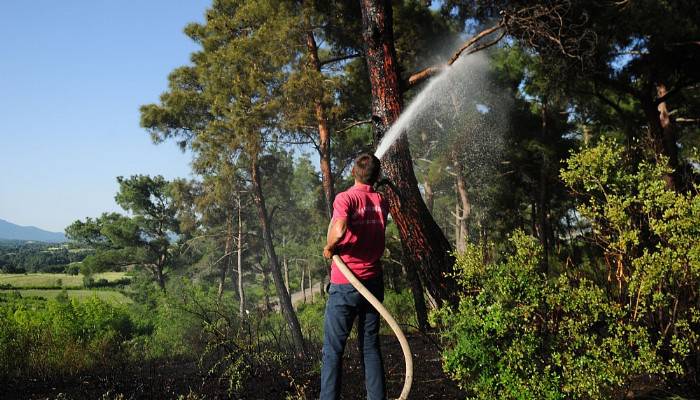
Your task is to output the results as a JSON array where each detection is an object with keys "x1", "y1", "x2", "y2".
[{"x1": 320, "y1": 276, "x2": 386, "y2": 400}]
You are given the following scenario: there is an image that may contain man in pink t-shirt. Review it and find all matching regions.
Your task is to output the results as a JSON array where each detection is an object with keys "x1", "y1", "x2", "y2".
[{"x1": 320, "y1": 153, "x2": 389, "y2": 400}]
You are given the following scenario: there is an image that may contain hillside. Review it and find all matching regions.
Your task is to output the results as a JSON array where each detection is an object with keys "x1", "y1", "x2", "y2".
[{"x1": 0, "y1": 218, "x2": 66, "y2": 243}]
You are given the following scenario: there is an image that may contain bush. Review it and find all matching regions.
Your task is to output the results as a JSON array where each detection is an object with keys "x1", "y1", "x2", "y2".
[
  {"x1": 434, "y1": 140, "x2": 699, "y2": 399},
  {"x1": 297, "y1": 299, "x2": 326, "y2": 344},
  {"x1": 0, "y1": 294, "x2": 135, "y2": 379},
  {"x1": 382, "y1": 289, "x2": 418, "y2": 334}
]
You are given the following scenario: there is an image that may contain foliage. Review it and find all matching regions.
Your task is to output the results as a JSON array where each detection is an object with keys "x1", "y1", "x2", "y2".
[
  {"x1": 435, "y1": 140, "x2": 699, "y2": 399},
  {"x1": 382, "y1": 289, "x2": 419, "y2": 335},
  {"x1": 0, "y1": 241, "x2": 90, "y2": 273},
  {"x1": 296, "y1": 299, "x2": 326, "y2": 344},
  {"x1": 0, "y1": 293, "x2": 134, "y2": 379},
  {"x1": 155, "y1": 279, "x2": 288, "y2": 396},
  {"x1": 66, "y1": 175, "x2": 181, "y2": 289},
  {"x1": 561, "y1": 139, "x2": 700, "y2": 379}
]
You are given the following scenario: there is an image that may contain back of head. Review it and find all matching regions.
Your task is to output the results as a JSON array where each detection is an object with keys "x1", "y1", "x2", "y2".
[{"x1": 352, "y1": 153, "x2": 381, "y2": 185}]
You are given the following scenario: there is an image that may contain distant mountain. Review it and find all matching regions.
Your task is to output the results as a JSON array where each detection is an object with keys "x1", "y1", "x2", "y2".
[{"x1": 0, "y1": 218, "x2": 66, "y2": 243}]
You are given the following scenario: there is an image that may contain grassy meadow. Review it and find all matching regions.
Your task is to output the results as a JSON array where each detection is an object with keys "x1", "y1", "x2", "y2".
[
  {"x1": 0, "y1": 271, "x2": 131, "y2": 304},
  {"x1": 12, "y1": 289, "x2": 132, "y2": 304},
  {"x1": 0, "y1": 271, "x2": 128, "y2": 288}
]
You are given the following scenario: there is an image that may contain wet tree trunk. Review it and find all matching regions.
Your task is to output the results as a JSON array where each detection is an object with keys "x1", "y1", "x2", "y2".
[
  {"x1": 420, "y1": 132, "x2": 435, "y2": 213},
  {"x1": 656, "y1": 83, "x2": 680, "y2": 189},
  {"x1": 360, "y1": 0, "x2": 459, "y2": 307},
  {"x1": 452, "y1": 153, "x2": 471, "y2": 252},
  {"x1": 250, "y1": 157, "x2": 306, "y2": 356},
  {"x1": 639, "y1": 82, "x2": 681, "y2": 190}
]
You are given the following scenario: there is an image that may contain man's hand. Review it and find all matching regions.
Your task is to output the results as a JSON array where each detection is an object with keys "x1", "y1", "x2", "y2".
[{"x1": 323, "y1": 245, "x2": 335, "y2": 259}]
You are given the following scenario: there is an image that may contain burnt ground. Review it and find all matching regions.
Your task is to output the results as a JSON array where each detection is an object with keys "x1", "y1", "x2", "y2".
[{"x1": 0, "y1": 334, "x2": 464, "y2": 400}]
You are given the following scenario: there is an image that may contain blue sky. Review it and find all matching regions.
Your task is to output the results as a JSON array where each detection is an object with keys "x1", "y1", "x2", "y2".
[{"x1": 0, "y1": 1, "x2": 212, "y2": 232}]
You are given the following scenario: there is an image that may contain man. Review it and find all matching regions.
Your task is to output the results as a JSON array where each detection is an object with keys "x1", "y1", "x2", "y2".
[{"x1": 320, "y1": 153, "x2": 389, "y2": 400}]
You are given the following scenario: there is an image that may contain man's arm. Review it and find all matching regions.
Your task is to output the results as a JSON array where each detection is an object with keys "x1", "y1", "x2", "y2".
[{"x1": 323, "y1": 218, "x2": 347, "y2": 259}]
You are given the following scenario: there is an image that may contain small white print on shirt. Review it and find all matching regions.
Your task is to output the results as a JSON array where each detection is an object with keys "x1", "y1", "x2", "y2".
[{"x1": 351, "y1": 206, "x2": 384, "y2": 224}]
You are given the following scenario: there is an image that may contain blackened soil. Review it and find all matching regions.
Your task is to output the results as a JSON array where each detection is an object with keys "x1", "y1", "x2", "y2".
[{"x1": 1, "y1": 334, "x2": 464, "y2": 399}]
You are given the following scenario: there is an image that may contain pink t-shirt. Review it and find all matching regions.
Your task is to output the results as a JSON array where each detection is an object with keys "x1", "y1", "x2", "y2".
[{"x1": 330, "y1": 183, "x2": 389, "y2": 284}]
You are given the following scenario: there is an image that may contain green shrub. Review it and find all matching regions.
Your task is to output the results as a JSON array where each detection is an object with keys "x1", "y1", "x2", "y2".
[
  {"x1": 297, "y1": 299, "x2": 326, "y2": 344},
  {"x1": 434, "y1": 140, "x2": 699, "y2": 399},
  {"x1": 0, "y1": 294, "x2": 134, "y2": 379},
  {"x1": 382, "y1": 289, "x2": 418, "y2": 334}
]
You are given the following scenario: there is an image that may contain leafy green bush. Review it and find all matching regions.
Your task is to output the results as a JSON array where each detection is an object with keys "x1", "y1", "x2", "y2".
[
  {"x1": 382, "y1": 289, "x2": 418, "y2": 334},
  {"x1": 434, "y1": 140, "x2": 699, "y2": 399},
  {"x1": 297, "y1": 299, "x2": 326, "y2": 343},
  {"x1": 129, "y1": 278, "x2": 287, "y2": 396},
  {"x1": 0, "y1": 293, "x2": 134, "y2": 378}
]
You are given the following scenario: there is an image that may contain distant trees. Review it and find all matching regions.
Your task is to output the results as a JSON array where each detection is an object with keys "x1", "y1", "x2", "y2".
[
  {"x1": 0, "y1": 241, "x2": 88, "y2": 274},
  {"x1": 66, "y1": 175, "x2": 180, "y2": 290}
]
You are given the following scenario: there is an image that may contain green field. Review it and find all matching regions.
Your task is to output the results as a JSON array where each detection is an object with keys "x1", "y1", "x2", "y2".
[
  {"x1": 13, "y1": 289, "x2": 132, "y2": 304},
  {"x1": 0, "y1": 272, "x2": 132, "y2": 305},
  {"x1": 0, "y1": 272, "x2": 128, "y2": 288}
]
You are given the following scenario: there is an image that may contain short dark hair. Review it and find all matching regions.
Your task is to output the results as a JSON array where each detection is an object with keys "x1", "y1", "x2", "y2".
[{"x1": 352, "y1": 153, "x2": 381, "y2": 184}]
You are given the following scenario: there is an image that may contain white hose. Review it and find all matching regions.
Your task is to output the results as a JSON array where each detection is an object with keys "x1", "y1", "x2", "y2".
[{"x1": 332, "y1": 254, "x2": 413, "y2": 400}]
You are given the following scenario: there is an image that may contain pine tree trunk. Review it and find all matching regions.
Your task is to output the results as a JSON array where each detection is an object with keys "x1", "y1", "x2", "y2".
[
  {"x1": 655, "y1": 83, "x2": 681, "y2": 189},
  {"x1": 155, "y1": 254, "x2": 166, "y2": 291},
  {"x1": 301, "y1": 262, "x2": 307, "y2": 304},
  {"x1": 420, "y1": 132, "x2": 435, "y2": 213},
  {"x1": 250, "y1": 157, "x2": 306, "y2": 356},
  {"x1": 538, "y1": 105, "x2": 550, "y2": 274},
  {"x1": 640, "y1": 83, "x2": 681, "y2": 190},
  {"x1": 454, "y1": 201, "x2": 461, "y2": 248},
  {"x1": 404, "y1": 254, "x2": 429, "y2": 331},
  {"x1": 308, "y1": 262, "x2": 314, "y2": 303},
  {"x1": 453, "y1": 154, "x2": 470, "y2": 252},
  {"x1": 262, "y1": 264, "x2": 272, "y2": 313},
  {"x1": 305, "y1": 31, "x2": 335, "y2": 219},
  {"x1": 219, "y1": 216, "x2": 233, "y2": 301},
  {"x1": 155, "y1": 267, "x2": 166, "y2": 291},
  {"x1": 423, "y1": 179, "x2": 434, "y2": 213},
  {"x1": 236, "y1": 195, "x2": 245, "y2": 317},
  {"x1": 284, "y1": 256, "x2": 290, "y2": 293},
  {"x1": 360, "y1": 0, "x2": 458, "y2": 307}
]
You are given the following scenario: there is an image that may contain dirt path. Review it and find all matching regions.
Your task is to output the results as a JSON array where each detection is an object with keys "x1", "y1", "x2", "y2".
[{"x1": 289, "y1": 279, "x2": 326, "y2": 305}]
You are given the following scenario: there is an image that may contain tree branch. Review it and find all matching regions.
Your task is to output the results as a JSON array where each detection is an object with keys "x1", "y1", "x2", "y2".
[
  {"x1": 320, "y1": 53, "x2": 362, "y2": 67},
  {"x1": 404, "y1": 22, "x2": 506, "y2": 90},
  {"x1": 448, "y1": 22, "x2": 505, "y2": 66},
  {"x1": 336, "y1": 119, "x2": 372, "y2": 133},
  {"x1": 654, "y1": 80, "x2": 699, "y2": 106}
]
